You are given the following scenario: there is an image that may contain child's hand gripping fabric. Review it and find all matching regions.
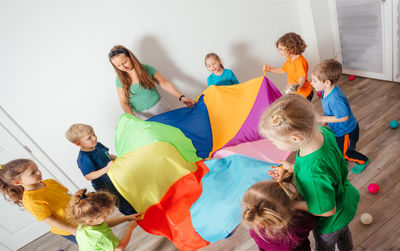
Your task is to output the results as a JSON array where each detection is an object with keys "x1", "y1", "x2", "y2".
[
  {"x1": 267, "y1": 160, "x2": 294, "y2": 181},
  {"x1": 285, "y1": 85, "x2": 299, "y2": 95}
]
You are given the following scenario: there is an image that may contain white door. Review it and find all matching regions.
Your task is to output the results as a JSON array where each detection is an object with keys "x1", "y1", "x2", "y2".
[
  {"x1": 393, "y1": 0, "x2": 400, "y2": 82},
  {"x1": 0, "y1": 107, "x2": 78, "y2": 250},
  {"x1": 329, "y1": 0, "x2": 393, "y2": 81}
]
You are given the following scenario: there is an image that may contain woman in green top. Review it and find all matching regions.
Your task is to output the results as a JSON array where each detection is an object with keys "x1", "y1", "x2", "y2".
[{"x1": 109, "y1": 45, "x2": 195, "y2": 119}]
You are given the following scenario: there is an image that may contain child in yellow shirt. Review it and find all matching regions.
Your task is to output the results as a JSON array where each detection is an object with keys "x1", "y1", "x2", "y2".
[{"x1": 0, "y1": 159, "x2": 77, "y2": 243}]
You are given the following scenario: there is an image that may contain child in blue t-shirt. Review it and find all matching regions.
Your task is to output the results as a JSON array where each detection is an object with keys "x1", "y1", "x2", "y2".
[
  {"x1": 311, "y1": 59, "x2": 369, "y2": 173},
  {"x1": 205, "y1": 53, "x2": 239, "y2": 87},
  {"x1": 66, "y1": 123, "x2": 137, "y2": 215}
]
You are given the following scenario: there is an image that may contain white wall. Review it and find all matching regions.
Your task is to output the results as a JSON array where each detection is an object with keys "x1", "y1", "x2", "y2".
[
  {"x1": 309, "y1": 0, "x2": 337, "y2": 61},
  {"x1": 0, "y1": 0, "x2": 324, "y2": 189}
]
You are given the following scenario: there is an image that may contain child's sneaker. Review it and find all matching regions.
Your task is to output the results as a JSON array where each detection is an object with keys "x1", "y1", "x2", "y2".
[{"x1": 351, "y1": 159, "x2": 370, "y2": 174}]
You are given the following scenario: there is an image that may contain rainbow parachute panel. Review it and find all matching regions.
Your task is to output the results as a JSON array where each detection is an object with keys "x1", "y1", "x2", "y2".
[
  {"x1": 108, "y1": 76, "x2": 289, "y2": 250},
  {"x1": 148, "y1": 76, "x2": 282, "y2": 158}
]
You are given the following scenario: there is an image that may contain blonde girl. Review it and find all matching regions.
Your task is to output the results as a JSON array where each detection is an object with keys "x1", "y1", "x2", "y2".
[
  {"x1": 67, "y1": 189, "x2": 141, "y2": 251},
  {"x1": 109, "y1": 45, "x2": 195, "y2": 120},
  {"x1": 0, "y1": 159, "x2": 77, "y2": 243},
  {"x1": 205, "y1": 52, "x2": 239, "y2": 87},
  {"x1": 242, "y1": 171, "x2": 316, "y2": 251},
  {"x1": 258, "y1": 94, "x2": 359, "y2": 251}
]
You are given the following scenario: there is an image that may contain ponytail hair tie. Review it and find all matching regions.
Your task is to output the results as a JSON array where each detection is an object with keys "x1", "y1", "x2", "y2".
[{"x1": 272, "y1": 110, "x2": 287, "y2": 128}]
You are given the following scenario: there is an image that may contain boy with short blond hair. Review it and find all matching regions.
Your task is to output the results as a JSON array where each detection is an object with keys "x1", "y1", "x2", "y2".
[
  {"x1": 311, "y1": 59, "x2": 369, "y2": 173},
  {"x1": 66, "y1": 123, "x2": 136, "y2": 215},
  {"x1": 65, "y1": 124, "x2": 94, "y2": 143}
]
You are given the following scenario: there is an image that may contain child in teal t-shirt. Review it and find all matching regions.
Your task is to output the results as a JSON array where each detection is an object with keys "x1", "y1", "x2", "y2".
[
  {"x1": 67, "y1": 189, "x2": 142, "y2": 251},
  {"x1": 258, "y1": 94, "x2": 359, "y2": 251},
  {"x1": 205, "y1": 52, "x2": 239, "y2": 87}
]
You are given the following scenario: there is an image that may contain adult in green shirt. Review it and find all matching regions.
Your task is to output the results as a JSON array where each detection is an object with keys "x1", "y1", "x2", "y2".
[{"x1": 108, "y1": 45, "x2": 195, "y2": 120}]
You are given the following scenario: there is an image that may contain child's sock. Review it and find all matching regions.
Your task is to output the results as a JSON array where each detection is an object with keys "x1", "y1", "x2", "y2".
[{"x1": 351, "y1": 159, "x2": 370, "y2": 174}]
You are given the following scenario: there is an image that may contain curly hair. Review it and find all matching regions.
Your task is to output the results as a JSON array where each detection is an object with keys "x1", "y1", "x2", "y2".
[{"x1": 276, "y1": 32, "x2": 307, "y2": 55}]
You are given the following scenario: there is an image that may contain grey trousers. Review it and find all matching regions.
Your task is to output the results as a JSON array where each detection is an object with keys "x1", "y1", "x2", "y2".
[{"x1": 313, "y1": 225, "x2": 353, "y2": 251}]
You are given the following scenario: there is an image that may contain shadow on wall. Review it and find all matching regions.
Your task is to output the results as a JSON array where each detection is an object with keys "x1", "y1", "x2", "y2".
[
  {"x1": 231, "y1": 42, "x2": 287, "y2": 92},
  {"x1": 136, "y1": 36, "x2": 204, "y2": 109},
  {"x1": 230, "y1": 42, "x2": 264, "y2": 81}
]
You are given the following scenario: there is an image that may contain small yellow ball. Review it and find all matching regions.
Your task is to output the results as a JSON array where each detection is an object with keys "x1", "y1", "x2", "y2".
[{"x1": 360, "y1": 213, "x2": 373, "y2": 225}]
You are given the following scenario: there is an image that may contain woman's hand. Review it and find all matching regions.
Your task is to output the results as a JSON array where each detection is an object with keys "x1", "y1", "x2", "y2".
[
  {"x1": 154, "y1": 72, "x2": 195, "y2": 108},
  {"x1": 181, "y1": 97, "x2": 195, "y2": 108}
]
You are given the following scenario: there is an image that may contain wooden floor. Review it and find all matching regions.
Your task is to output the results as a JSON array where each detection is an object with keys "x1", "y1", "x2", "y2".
[{"x1": 19, "y1": 75, "x2": 400, "y2": 251}]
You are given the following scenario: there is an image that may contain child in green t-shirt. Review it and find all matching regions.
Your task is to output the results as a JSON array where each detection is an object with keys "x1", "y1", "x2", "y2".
[
  {"x1": 258, "y1": 94, "x2": 359, "y2": 251},
  {"x1": 67, "y1": 189, "x2": 142, "y2": 251}
]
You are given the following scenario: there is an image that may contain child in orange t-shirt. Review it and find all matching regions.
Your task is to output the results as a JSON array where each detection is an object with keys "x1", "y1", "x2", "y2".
[{"x1": 263, "y1": 32, "x2": 313, "y2": 101}]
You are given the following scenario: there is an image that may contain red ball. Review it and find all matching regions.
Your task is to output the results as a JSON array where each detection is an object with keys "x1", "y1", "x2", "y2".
[
  {"x1": 348, "y1": 75, "x2": 355, "y2": 81},
  {"x1": 317, "y1": 91, "x2": 323, "y2": 97},
  {"x1": 368, "y1": 183, "x2": 379, "y2": 194}
]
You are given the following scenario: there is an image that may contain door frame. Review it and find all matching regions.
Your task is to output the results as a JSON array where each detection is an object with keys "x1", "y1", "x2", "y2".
[
  {"x1": 0, "y1": 106, "x2": 79, "y2": 249},
  {"x1": 0, "y1": 106, "x2": 79, "y2": 190},
  {"x1": 393, "y1": 0, "x2": 400, "y2": 82},
  {"x1": 328, "y1": 0, "x2": 393, "y2": 81}
]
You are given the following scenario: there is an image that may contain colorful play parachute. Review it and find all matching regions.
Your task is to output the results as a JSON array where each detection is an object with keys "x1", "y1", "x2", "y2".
[
  {"x1": 108, "y1": 76, "x2": 289, "y2": 250},
  {"x1": 108, "y1": 115, "x2": 288, "y2": 250},
  {"x1": 148, "y1": 76, "x2": 282, "y2": 158}
]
